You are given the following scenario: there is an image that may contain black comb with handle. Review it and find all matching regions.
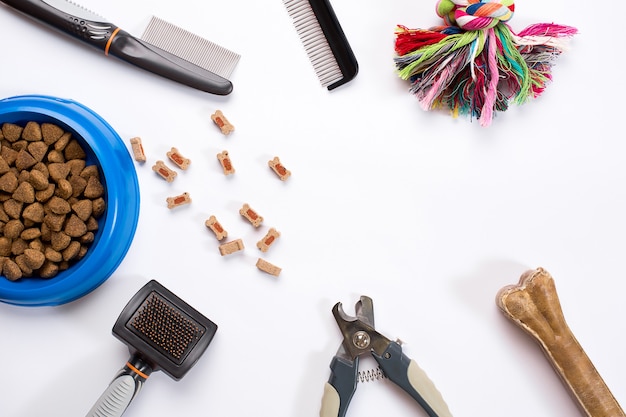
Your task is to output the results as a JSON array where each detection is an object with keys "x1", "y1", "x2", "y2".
[{"x1": 86, "y1": 280, "x2": 217, "y2": 417}]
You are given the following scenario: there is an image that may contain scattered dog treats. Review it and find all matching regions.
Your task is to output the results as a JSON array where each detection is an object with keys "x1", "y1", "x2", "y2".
[
  {"x1": 216, "y1": 150, "x2": 235, "y2": 175},
  {"x1": 256, "y1": 258, "x2": 281, "y2": 277},
  {"x1": 166, "y1": 147, "x2": 190, "y2": 170},
  {"x1": 166, "y1": 192, "x2": 191, "y2": 209},
  {"x1": 239, "y1": 203, "x2": 263, "y2": 228},
  {"x1": 268, "y1": 156, "x2": 291, "y2": 181},
  {"x1": 211, "y1": 110, "x2": 234, "y2": 135},
  {"x1": 219, "y1": 238, "x2": 244, "y2": 256},
  {"x1": 129, "y1": 137, "x2": 146, "y2": 163},
  {"x1": 205, "y1": 215, "x2": 228, "y2": 240},
  {"x1": 0, "y1": 121, "x2": 106, "y2": 281},
  {"x1": 257, "y1": 228, "x2": 280, "y2": 253},
  {"x1": 152, "y1": 160, "x2": 177, "y2": 182}
]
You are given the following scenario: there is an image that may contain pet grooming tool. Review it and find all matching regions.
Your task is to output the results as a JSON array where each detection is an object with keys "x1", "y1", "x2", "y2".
[
  {"x1": 86, "y1": 280, "x2": 218, "y2": 417},
  {"x1": 283, "y1": 0, "x2": 358, "y2": 90},
  {"x1": 320, "y1": 295, "x2": 453, "y2": 417},
  {"x1": 497, "y1": 268, "x2": 625, "y2": 417},
  {"x1": 0, "y1": 0, "x2": 240, "y2": 95}
]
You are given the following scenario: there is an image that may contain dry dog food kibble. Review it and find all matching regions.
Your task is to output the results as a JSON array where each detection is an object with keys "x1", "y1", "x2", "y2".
[
  {"x1": 0, "y1": 121, "x2": 106, "y2": 281},
  {"x1": 129, "y1": 137, "x2": 146, "y2": 163},
  {"x1": 211, "y1": 110, "x2": 234, "y2": 135}
]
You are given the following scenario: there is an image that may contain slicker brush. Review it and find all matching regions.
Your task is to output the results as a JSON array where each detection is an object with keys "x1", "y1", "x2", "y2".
[{"x1": 86, "y1": 280, "x2": 218, "y2": 417}]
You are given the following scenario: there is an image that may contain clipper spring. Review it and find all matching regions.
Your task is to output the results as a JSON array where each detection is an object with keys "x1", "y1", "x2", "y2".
[{"x1": 357, "y1": 367, "x2": 387, "y2": 383}]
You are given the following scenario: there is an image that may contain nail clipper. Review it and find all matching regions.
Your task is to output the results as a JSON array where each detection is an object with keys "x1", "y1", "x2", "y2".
[{"x1": 320, "y1": 295, "x2": 454, "y2": 417}]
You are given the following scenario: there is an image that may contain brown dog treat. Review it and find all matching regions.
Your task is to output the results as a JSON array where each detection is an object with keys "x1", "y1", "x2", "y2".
[
  {"x1": 239, "y1": 203, "x2": 263, "y2": 228},
  {"x1": 256, "y1": 258, "x2": 281, "y2": 277},
  {"x1": 129, "y1": 137, "x2": 147, "y2": 163},
  {"x1": 211, "y1": 110, "x2": 235, "y2": 135},
  {"x1": 166, "y1": 192, "x2": 192, "y2": 209},
  {"x1": 218, "y1": 238, "x2": 244, "y2": 256},
  {"x1": 152, "y1": 160, "x2": 177, "y2": 182},
  {"x1": 166, "y1": 147, "x2": 190, "y2": 170},
  {"x1": 256, "y1": 228, "x2": 280, "y2": 253},
  {"x1": 205, "y1": 215, "x2": 227, "y2": 240},
  {"x1": 217, "y1": 150, "x2": 235, "y2": 175},
  {"x1": 497, "y1": 268, "x2": 626, "y2": 417},
  {"x1": 268, "y1": 157, "x2": 291, "y2": 181}
]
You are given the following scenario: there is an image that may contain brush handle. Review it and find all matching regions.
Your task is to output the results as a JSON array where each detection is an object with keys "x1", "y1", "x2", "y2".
[
  {"x1": 86, "y1": 356, "x2": 153, "y2": 417},
  {"x1": 497, "y1": 268, "x2": 625, "y2": 417}
]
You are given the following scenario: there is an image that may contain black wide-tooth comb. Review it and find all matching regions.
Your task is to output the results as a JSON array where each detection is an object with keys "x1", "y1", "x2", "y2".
[{"x1": 86, "y1": 280, "x2": 217, "y2": 417}]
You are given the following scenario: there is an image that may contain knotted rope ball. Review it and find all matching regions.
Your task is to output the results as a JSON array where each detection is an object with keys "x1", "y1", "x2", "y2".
[{"x1": 394, "y1": 0, "x2": 576, "y2": 126}]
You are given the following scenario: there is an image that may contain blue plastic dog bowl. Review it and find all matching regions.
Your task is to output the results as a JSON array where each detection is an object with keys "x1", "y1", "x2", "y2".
[{"x1": 0, "y1": 95, "x2": 140, "y2": 306}]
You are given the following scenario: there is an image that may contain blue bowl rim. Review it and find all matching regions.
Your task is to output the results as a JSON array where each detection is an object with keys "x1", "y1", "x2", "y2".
[{"x1": 0, "y1": 95, "x2": 140, "y2": 306}]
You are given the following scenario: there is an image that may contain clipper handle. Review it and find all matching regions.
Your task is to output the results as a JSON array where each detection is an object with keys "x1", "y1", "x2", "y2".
[
  {"x1": 86, "y1": 355, "x2": 153, "y2": 417},
  {"x1": 319, "y1": 356, "x2": 358, "y2": 417},
  {"x1": 372, "y1": 342, "x2": 453, "y2": 417}
]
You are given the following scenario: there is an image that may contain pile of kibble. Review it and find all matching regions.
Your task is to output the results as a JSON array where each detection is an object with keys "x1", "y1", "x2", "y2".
[{"x1": 0, "y1": 121, "x2": 105, "y2": 281}]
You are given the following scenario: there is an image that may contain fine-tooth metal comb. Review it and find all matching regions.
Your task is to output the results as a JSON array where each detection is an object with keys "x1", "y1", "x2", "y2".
[
  {"x1": 141, "y1": 16, "x2": 240, "y2": 81},
  {"x1": 86, "y1": 280, "x2": 218, "y2": 417},
  {"x1": 283, "y1": 0, "x2": 358, "y2": 90}
]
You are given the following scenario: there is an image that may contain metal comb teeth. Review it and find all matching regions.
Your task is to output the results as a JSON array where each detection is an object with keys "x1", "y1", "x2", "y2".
[{"x1": 128, "y1": 292, "x2": 205, "y2": 362}]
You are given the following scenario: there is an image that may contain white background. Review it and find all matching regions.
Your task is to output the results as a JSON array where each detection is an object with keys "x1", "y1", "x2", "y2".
[{"x1": 0, "y1": 0, "x2": 624, "y2": 416}]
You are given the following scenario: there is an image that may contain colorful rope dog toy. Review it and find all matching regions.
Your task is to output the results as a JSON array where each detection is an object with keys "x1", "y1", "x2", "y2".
[{"x1": 394, "y1": 0, "x2": 577, "y2": 127}]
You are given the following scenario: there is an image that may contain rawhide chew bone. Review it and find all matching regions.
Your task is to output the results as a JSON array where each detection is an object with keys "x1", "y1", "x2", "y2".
[
  {"x1": 496, "y1": 268, "x2": 625, "y2": 417},
  {"x1": 394, "y1": 0, "x2": 577, "y2": 127}
]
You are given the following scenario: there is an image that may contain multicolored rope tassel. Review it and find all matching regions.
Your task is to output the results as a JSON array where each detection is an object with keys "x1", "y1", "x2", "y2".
[{"x1": 394, "y1": 0, "x2": 577, "y2": 126}]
